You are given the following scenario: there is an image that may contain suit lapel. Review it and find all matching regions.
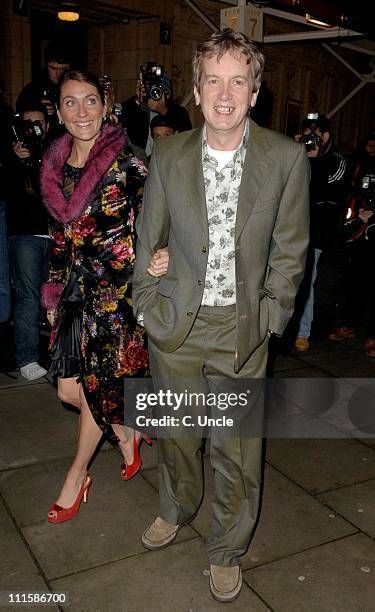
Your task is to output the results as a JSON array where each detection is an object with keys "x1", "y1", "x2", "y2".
[
  {"x1": 235, "y1": 120, "x2": 275, "y2": 242},
  {"x1": 174, "y1": 122, "x2": 275, "y2": 244},
  {"x1": 176, "y1": 128, "x2": 208, "y2": 239}
]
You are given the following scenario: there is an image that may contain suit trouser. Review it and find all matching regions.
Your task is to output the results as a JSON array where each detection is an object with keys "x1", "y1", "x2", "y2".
[{"x1": 148, "y1": 305, "x2": 268, "y2": 567}]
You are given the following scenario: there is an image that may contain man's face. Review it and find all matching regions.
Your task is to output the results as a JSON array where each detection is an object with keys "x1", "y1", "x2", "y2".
[
  {"x1": 152, "y1": 126, "x2": 175, "y2": 141},
  {"x1": 47, "y1": 61, "x2": 70, "y2": 85},
  {"x1": 194, "y1": 51, "x2": 258, "y2": 148},
  {"x1": 22, "y1": 111, "x2": 48, "y2": 137},
  {"x1": 302, "y1": 126, "x2": 329, "y2": 157}
]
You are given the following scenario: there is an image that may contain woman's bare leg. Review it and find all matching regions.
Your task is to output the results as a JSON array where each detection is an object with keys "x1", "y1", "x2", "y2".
[
  {"x1": 57, "y1": 377, "x2": 81, "y2": 409},
  {"x1": 51, "y1": 382, "x2": 103, "y2": 510},
  {"x1": 112, "y1": 424, "x2": 141, "y2": 465}
]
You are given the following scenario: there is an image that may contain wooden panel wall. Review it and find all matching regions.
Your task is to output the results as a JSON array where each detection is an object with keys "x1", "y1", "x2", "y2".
[
  {"x1": 86, "y1": 1, "x2": 373, "y2": 151},
  {"x1": 0, "y1": 0, "x2": 32, "y2": 109},
  {"x1": 0, "y1": 0, "x2": 371, "y2": 152}
]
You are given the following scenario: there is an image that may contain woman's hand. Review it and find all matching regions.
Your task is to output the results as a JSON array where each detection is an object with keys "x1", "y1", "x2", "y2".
[
  {"x1": 147, "y1": 247, "x2": 169, "y2": 277},
  {"x1": 47, "y1": 309, "x2": 56, "y2": 326}
]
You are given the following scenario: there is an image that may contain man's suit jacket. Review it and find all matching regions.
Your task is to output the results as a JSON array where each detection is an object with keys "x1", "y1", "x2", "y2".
[{"x1": 133, "y1": 119, "x2": 310, "y2": 372}]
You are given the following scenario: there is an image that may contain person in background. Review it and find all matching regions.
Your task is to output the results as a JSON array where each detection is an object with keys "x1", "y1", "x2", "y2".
[
  {"x1": 6, "y1": 103, "x2": 51, "y2": 381},
  {"x1": 16, "y1": 41, "x2": 71, "y2": 136},
  {"x1": 121, "y1": 64, "x2": 191, "y2": 157},
  {"x1": 294, "y1": 113, "x2": 347, "y2": 352},
  {"x1": 150, "y1": 114, "x2": 177, "y2": 142},
  {"x1": 0, "y1": 81, "x2": 12, "y2": 351},
  {"x1": 329, "y1": 132, "x2": 375, "y2": 358}
]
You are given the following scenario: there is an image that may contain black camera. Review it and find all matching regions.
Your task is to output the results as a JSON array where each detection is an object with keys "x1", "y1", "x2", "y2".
[
  {"x1": 140, "y1": 62, "x2": 170, "y2": 102},
  {"x1": 12, "y1": 117, "x2": 45, "y2": 165},
  {"x1": 300, "y1": 132, "x2": 323, "y2": 153},
  {"x1": 359, "y1": 174, "x2": 375, "y2": 212}
]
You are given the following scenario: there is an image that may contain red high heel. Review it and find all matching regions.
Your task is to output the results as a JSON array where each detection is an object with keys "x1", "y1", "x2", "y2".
[
  {"x1": 48, "y1": 473, "x2": 92, "y2": 524},
  {"x1": 120, "y1": 433, "x2": 154, "y2": 481}
]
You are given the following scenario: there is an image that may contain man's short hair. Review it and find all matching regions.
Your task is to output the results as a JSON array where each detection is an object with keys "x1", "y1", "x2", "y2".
[
  {"x1": 44, "y1": 41, "x2": 72, "y2": 66},
  {"x1": 301, "y1": 113, "x2": 331, "y2": 134},
  {"x1": 150, "y1": 114, "x2": 176, "y2": 132},
  {"x1": 192, "y1": 28, "x2": 265, "y2": 92},
  {"x1": 19, "y1": 102, "x2": 49, "y2": 123}
]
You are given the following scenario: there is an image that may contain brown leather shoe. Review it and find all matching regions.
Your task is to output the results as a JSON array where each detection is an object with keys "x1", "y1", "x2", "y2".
[
  {"x1": 295, "y1": 336, "x2": 310, "y2": 352},
  {"x1": 328, "y1": 326, "x2": 355, "y2": 341},
  {"x1": 209, "y1": 565, "x2": 242, "y2": 603},
  {"x1": 141, "y1": 516, "x2": 181, "y2": 550}
]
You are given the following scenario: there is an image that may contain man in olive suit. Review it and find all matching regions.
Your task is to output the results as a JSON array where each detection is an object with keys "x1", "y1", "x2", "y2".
[{"x1": 133, "y1": 29, "x2": 310, "y2": 603}]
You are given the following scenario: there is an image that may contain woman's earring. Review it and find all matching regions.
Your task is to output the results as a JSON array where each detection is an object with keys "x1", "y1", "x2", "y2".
[{"x1": 58, "y1": 118, "x2": 64, "y2": 125}]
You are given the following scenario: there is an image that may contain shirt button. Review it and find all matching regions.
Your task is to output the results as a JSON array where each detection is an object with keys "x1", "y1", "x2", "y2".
[
  {"x1": 187, "y1": 311, "x2": 194, "y2": 317},
  {"x1": 202, "y1": 246, "x2": 208, "y2": 253}
]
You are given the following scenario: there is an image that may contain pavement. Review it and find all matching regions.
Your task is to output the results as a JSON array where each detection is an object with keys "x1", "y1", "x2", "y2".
[{"x1": 0, "y1": 331, "x2": 375, "y2": 612}]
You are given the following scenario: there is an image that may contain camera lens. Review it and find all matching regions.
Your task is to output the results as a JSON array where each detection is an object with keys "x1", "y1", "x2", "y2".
[
  {"x1": 300, "y1": 132, "x2": 322, "y2": 153},
  {"x1": 149, "y1": 85, "x2": 163, "y2": 100},
  {"x1": 300, "y1": 135, "x2": 315, "y2": 152}
]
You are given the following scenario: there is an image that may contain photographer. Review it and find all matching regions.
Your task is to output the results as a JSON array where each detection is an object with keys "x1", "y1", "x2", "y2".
[
  {"x1": 16, "y1": 41, "x2": 71, "y2": 137},
  {"x1": 294, "y1": 113, "x2": 347, "y2": 352},
  {"x1": 6, "y1": 103, "x2": 51, "y2": 380},
  {"x1": 0, "y1": 82, "x2": 13, "y2": 334},
  {"x1": 329, "y1": 133, "x2": 375, "y2": 357},
  {"x1": 121, "y1": 63, "x2": 191, "y2": 156}
]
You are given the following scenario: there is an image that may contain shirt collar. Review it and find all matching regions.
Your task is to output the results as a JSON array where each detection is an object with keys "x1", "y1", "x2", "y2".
[{"x1": 202, "y1": 119, "x2": 249, "y2": 167}]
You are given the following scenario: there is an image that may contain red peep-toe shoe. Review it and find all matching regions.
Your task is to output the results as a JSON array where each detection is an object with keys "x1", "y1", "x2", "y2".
[
  {"x1": 48, "y1": 473, "x2": 92, "y2": 524},
  {"x1": 121, "y1": 433, "x2": 154, "y2": 481}
]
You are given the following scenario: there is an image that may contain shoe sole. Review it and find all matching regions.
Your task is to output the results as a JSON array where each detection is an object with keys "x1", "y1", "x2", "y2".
[{"x1": 209, "y1": 574, "x2": 243, "y2": 603}]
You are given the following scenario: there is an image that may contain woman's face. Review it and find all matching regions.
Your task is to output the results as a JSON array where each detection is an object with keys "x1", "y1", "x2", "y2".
[{"x1": 58, "y1": 79, "x2": 106, "y2": 145}]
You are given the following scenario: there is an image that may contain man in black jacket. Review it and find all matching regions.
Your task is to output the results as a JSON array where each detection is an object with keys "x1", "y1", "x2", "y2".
[
  {"x1": 6, "y1": 103, "x2": 51, "y2": 380},
  {"x1": 329, "y1": 133, "x2": 375, "y2": 357},
  {"x1": 16, "y1": 41, "x2": 71, "y2": 137},
  {"x1": 294, "y1": 113, "x2": 347, "y2": 352},
  {"x1": 121, "y1": 66, "x2": 191, "y2": 157}
]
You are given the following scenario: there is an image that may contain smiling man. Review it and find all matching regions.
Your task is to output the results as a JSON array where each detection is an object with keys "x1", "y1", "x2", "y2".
[{"x1": 133, "y1": 29, "x2": 310, "y2": 603}]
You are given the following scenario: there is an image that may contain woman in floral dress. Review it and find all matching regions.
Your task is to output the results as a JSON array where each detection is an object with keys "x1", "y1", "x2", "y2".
[{"x1": 40, "y1": 69, "x2": 167, "y2": 523}]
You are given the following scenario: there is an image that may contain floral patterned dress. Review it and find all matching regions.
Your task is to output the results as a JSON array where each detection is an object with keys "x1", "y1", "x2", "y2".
[{"x1": 40, "y1": 125, "x2": 149, "y2": 442}]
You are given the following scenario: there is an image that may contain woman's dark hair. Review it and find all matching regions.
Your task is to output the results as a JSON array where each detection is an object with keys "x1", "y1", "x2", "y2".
[{"x1": 56, "y1": 69, "x2": 105, "y2": 108}]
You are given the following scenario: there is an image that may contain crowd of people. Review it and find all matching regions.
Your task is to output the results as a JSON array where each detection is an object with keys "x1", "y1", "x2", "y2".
[
  {"x1": 0, "y1": 29, "x2": 373, "y2": 604},
  {"x1": 291, "y1": 122, "x2": 375, "y2": 358}
]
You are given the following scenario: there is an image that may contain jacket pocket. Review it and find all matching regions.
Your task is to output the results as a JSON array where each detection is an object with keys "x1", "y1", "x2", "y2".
[{"x1": 259, "y1": 286, "x2": 276, "y2": 300}]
